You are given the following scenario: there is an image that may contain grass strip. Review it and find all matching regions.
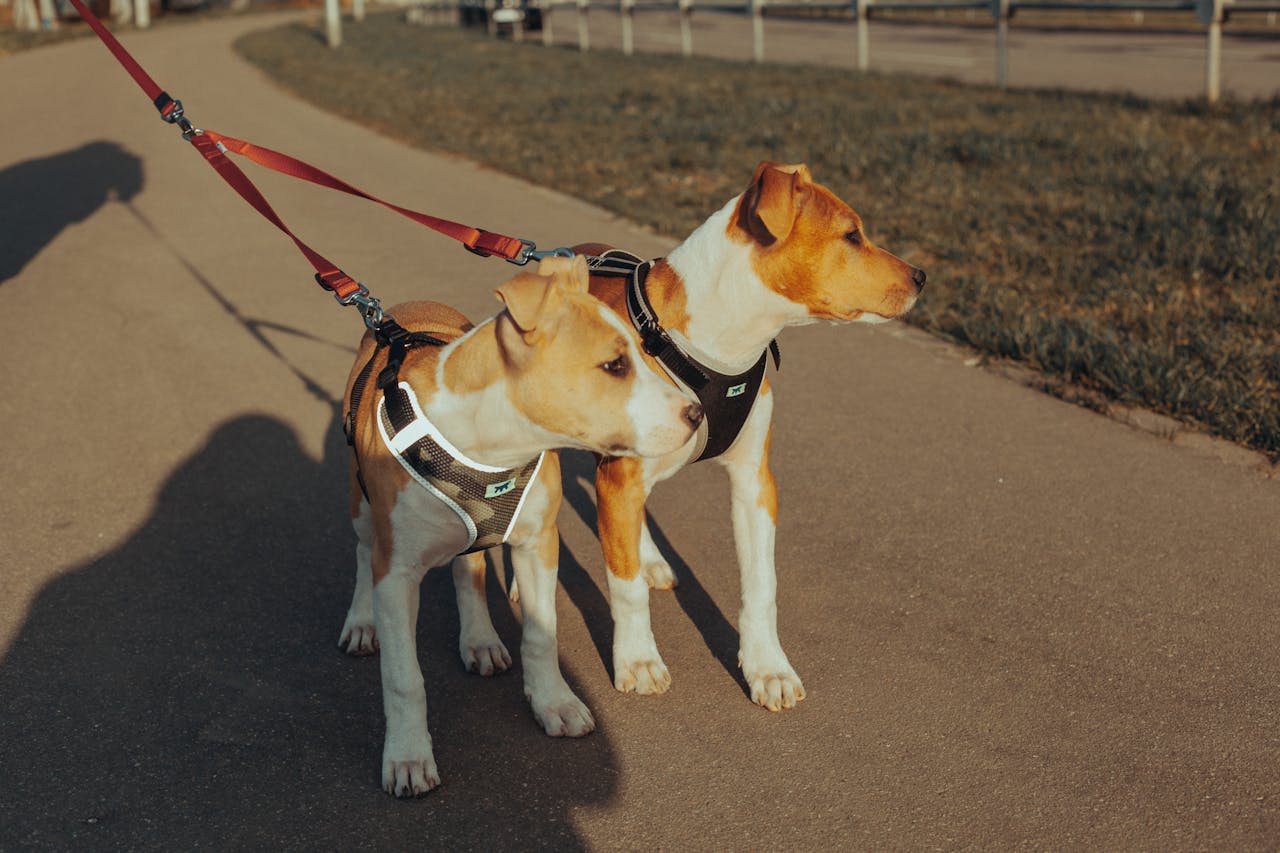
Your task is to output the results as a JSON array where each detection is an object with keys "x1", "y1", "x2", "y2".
[{"x1": 235, "y1": 14, "x2": 1280, "y2": 456}]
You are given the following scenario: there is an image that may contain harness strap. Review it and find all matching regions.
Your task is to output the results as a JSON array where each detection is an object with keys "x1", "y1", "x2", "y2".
[
  {"x1": 345, "y1": 319, "x2": 449, "y2": 499},
  {"x1": 589, "y1": 250, "x2": 781, "y2": 462}
]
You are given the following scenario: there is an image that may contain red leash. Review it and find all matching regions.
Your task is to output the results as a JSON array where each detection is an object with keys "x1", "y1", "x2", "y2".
[{"x1": 65, "y1": 0, "x2": 544, "y2": 311}]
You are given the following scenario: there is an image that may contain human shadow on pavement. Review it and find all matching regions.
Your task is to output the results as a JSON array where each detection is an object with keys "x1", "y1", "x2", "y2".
[
  {"x1": 557, "y1": 451, "x2": 749, "y2": 696},
  {"x1": 0, "y1": 415, "x2": 615, "y2": 850},
  {"x1": 0, "y1": 141, "x2": 143, "y2": 287}
]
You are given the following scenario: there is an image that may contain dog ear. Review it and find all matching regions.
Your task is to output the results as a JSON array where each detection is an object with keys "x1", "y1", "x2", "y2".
[
  {"x1": 535, "y1": 254, "x2": 591, "y2": 294},
  {"x1": 736, "y1": 162, "x2": 812, "y2": 246},
  {"x1": 494, "y1": 272, "x2": 558, "y2": 339}
]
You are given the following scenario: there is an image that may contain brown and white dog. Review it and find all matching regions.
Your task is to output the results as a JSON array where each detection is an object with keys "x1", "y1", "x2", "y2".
[
  {"x1": 460, "y1": 162, "x2": 924, "y2": 712},
  {"x1": 337, "y1": 255, "x2": 702, "y2": 797}
]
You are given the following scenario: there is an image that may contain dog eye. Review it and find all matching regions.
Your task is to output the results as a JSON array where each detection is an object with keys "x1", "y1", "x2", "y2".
[
  {"x1": 845, "y1": 230, "x2": 863, "y2": 246},
  {"x1": 600, "y1": 355, "x2": 631, "y2": 377}
]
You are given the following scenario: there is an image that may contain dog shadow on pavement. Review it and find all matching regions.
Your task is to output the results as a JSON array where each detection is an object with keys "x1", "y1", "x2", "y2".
[
  {"x1": 0, "y1": 413, "x2": 616, "y2": 850},
  {"x1": 0, "y1": 141, "x2": 143, "y2": 288}
]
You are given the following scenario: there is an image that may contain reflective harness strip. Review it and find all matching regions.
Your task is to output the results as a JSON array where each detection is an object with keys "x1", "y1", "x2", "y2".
[
  {"x1": 378, "y1": 383, "x2": 545, "y2": 555},
  {"x1": 587, "y1": 250, "x2": 780, "y2": 462}
]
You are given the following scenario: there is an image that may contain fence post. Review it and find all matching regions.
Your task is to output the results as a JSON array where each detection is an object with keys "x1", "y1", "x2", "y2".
[
  {"x1": 543, "y1": 1, "x2": 555, "y2": 45},
  {"x1": 751, "y1": 0, "x2": 765, "y2": 62},
  {"x1": 680, "y1": 0, "x2": 693, "y2": 56},
  {"x1": 622, "y1": 0, "x2": 635, "y2": 54},
  {"x1": 992, "y1": 0, "x2": 1009, "y2": 88},
  {"x1": 38, "y1": 0, "x2": 59, "y2": 27},
  {"x1": 854, "y1": 0, "x2": 869, "y2": 71},
  {"x1": 577, "y1": 0, "x2": 590, "y2": 50},
  {"x1": 485, "y1": 0, "x2": 497, "y2": 35},
  {"x1": 325, "y1": 0, "x2": 342, "y2": 47},
  {"x1": 1196, "y1": 0, "x2": 1225, "y2": 102}
]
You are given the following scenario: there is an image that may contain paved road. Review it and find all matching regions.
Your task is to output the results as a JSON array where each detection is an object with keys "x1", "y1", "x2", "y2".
[
  {"x1": 545, "y1": 7, "x2": 1280, "y2": 99},
  {"x1": 2, "y1": 13, "x2": 1279, "y2": 850}
]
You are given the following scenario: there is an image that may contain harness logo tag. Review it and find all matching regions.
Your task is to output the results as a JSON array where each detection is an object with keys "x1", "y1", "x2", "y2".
[
  {"x1": 485, "y1": 478, "x2": 517, "y2": 499},
  {"x1": 726, "y1": 383, "x2": 748, "y2": 398}
]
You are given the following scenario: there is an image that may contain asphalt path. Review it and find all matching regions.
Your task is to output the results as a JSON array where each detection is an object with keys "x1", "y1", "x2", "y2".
[
  {"x1": 544, "y1": 7, "x2": 1280, "y2": 100},
  {"x1": 2, "y1": 13, "x2": 1279, "y2": 850}
]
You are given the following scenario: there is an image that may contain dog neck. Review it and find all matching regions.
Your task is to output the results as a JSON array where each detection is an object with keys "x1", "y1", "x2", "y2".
[
  {"x1": 658, "y1": 196, "x2": 812, "y2": 371},
  {"x1": 417, "y1": 319, "x2": 561, "y2": 470}
]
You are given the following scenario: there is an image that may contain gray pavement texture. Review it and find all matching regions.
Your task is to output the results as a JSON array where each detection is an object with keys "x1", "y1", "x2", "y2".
[
  {"x1": 549, "y1": 8, "x2": 1280, "y2": 100},
  {"x1": 2, "y1": 13, "x2": 1280, "y2": 851}
]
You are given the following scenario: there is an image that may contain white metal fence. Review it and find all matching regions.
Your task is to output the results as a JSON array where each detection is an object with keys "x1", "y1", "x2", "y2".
[{"x1": 409, "y1": 0, "x2": 1280, "y2": 102}]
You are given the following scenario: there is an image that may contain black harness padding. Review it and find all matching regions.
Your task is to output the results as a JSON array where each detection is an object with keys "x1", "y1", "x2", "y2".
[{"x1": 587, "y1": 250, "x2": 780, "y2": 462}]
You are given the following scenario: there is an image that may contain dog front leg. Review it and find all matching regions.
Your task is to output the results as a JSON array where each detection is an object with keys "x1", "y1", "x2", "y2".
[
  {"x1": 510, "y1": 524, "x2": 595, "y2": 737},
  {"x1": 452, "y1": 552, "x2": 512, "y2": 676},
  {"x1": 719, "y1": 386, "x2": 806, "y2": 711},
  {"x1": 373, "y1": 549, "x2": 440, "y2": 796},
  {"x1": 598, "y1": 456, "x2": 671, "y2": 695}
]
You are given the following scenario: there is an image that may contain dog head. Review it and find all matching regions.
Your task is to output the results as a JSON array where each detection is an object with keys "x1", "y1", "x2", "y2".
[
  {"x1": 730, "y1": 161, "x2": 925, "y2": 323},
  {"x1": 494, "y1": 255, "x2": 702, "y2": 457}
]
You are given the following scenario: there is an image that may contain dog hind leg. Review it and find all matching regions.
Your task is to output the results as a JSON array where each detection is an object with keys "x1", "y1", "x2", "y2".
[
  {"x1": 452, "y1": 551, "x2": 512, "y2": 676},
  {"x1": 339, "y1": 498, "x2": 379, "y2": 656}
]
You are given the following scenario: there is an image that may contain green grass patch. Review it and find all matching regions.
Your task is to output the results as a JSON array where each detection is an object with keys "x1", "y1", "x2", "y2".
[{"x1": 235, "y1": 14, "x2": 1280, "y2": 456}]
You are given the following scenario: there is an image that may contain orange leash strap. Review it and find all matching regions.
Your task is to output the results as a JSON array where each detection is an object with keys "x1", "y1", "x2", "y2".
[{"x1": 65, "y1": 0, "x2": 537, "y2": 306}]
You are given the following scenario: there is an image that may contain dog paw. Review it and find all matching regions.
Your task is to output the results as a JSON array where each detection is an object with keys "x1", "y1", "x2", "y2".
[
  {"x1": 338, "y1": 616, "x2": 378, "y2": 656},
  {"x1": 459, "y1": 634, "x2": 512, "y2": 677},
  {"x1": 613, "y1": 656, "x2": 672, "y2": 695},
  {"x1": 742, "y1": 663, "x2": 806, "y2": 712},
  {"x1": 528, "y1": 687, "x2": 596, "y2": 737},
  {"x1": 642, "y1": 559, "x2": 678, "y2": 590},
  {"x1": 382, "y1": 755, "x2": 441, "y2": 798}
]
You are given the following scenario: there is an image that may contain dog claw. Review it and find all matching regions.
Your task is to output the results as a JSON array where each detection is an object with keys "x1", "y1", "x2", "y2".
[
  {"x1": 614, "y1": 658, "x2": 672, "y2": 695},
  {"x1": 642, "y1": 559, "x2": 678, "y2": 590},
  {"x1": 383, "y1": 757, "x2": 441, "y2": 798},
  {"x1": 460, "y1": 638, "x2": 512, "y2": 676},
  {"x1": 745, "y1": 669, "x2": 806, "y2": 712},
  {"x1": 528, "y1": 688, "x2": 595, "y2": 737},
  {"x1": 338, "y1": 620, "x2": 379, "y2": 656}
]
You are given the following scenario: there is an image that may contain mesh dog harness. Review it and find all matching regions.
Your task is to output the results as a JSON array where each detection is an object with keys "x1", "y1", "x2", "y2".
[{"x1": 378, "y1": 382, "x2": 546, "y2": 554}]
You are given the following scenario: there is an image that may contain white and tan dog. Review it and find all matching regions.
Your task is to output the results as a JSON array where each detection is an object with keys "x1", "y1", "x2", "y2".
[
  {"x1": 461, "y1": 162, "x2": 924, "y2": 713},
  {"x1": 337, "y1": 255, "x2": 702, "y2": 797}
]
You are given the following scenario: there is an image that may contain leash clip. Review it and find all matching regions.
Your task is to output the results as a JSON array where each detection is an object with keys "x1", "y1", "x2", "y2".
[
  {"x1": 333, "y1": 281, "x2": 391, "y2": 331},
  {"x1": 507, "y1": 240, "x2": 575, "y2": 266},
  {"x1": 521, "y1": 244, "x2": 576, "y2": 265},
  {"x1": 158, "y1": 96, "x2": 201, "y2": 140}
]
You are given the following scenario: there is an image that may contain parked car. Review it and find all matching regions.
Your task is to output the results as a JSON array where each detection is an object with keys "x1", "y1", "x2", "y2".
[{"x1": 459, "y1": 0, "x2": 542, "y2": 31}]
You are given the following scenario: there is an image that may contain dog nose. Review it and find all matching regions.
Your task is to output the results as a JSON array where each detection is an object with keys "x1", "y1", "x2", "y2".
[
  {"x1": 683, "y1": 402, "x2": 704, "y2": 429},
  {"x1": 911, "y1": 267, "x2": 927, "y2": 291}
]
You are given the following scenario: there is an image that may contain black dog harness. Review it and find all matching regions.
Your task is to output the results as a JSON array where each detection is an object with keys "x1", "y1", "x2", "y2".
[
  {"x1": 588, "y1": 250, "x2": 780, "y2": 462},
  {"x1": 346, "y1": 320, "x2": 544, "y2": 554}
]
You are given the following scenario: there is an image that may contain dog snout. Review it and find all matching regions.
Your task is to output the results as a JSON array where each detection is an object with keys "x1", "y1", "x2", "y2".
[
  {"x1": 910, "y1": 267, "x2": 926, "y2": 291},
  {"x1": 683, "y1": 402, "x2": 704, "y2": 430}
]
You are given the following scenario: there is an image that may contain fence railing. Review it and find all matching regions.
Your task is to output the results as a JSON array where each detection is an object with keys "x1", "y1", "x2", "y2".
[{"x1": 407, "y1": 0, "x2": 1280, "y2": 102}]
